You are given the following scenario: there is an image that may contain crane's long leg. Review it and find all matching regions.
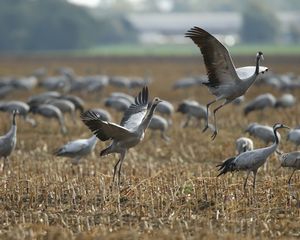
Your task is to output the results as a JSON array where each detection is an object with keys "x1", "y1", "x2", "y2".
[
  {"x1": 211, "y1": 100, "x2": 230, "y2": 140},
  {"x1": 243, "y1": 171, "x2": 251, "y2": 190},
  {"x1": 252, "y1": 170, "x2": 257, "y2": 190},
  {"x1": 182, "y1": 115, "x2": 191, "y2": 128},
  {"x1": 161, "y1": 130, "x2": 170, "y2": 142},
  {"x1": 112, "y1": 158, "x2": 122, "y2": 184},
  {"x1": 288, "y1": 169, "x2": 296, "y2": 187},
  {"x1": 117, "y1": 150, "x2": 127, "y2": 185},
  {"x1": 202, "y1": 99, "x2": 217, "y2": 133}
]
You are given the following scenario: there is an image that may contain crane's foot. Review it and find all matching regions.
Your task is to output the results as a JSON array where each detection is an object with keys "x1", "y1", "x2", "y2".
[
  {"x1": 211, "y1": 130, "x2": 218, "y2": 140},
  {"x1": 202, "y1": 125, "x2": 209, "y2": 133}
]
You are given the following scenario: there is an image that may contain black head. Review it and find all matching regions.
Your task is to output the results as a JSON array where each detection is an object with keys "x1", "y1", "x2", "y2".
[{"x1": 256, "y1": 51, "x2": 264, "y2": 60}]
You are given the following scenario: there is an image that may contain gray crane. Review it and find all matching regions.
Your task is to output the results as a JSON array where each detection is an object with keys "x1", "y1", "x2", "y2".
[
  {"x1": 217, "y1": 123, "x2": 289, "y2": 190},
  {"x1": 287, "y1": 129, "x2": 300, "y2": 149},
  {"x1": 236, "y1": 137, "x2": 254, "y2": 155},
  {"x1": 177, "y1": 100, "x2": 208, "y2": 128},
  {"x1": 30, "y1": 104, "x2": 67, "y2": 134},
  {"x1": 0, "y1": 110, "x2": 18, "y2": 169},
  {"x1": 104, "y1": 96, "x2": 132, "y2": 112},
  {"x1": 245, "y1": 123, "x2": 280, "y2": 145},
  {"x1": 185, "y1": 26, "x2": 268, "y2": 139},
  {"x1": 54, "y1": 135, "x2": 98, "y2": 165},
  {"x1": 81, "y1": 86, "x2": 161, "y2": 185},
  {"x1": 275, "y1": 93, "x2": 296, "y2": 109},
  {"x1": 149, "y1": 114, "x2": 170, "y2": 142},
  {"x1": 45, "y1": 99, "x2": 76, "y2": 124},
  {"x1": 0, "y1": 101, "x2": 36, "y2": 126},
  {"x1": 277, "y1": 151, "x2": 300, "y2": 186},
  {"x1": 60, "y1": 95, "x2": 85, "y2": 113},
  {"x1": 244, "y1": 93, "x2": 276, "y2": 116},
  {"x1": 156, "y1": 100, "x2": 174, "y2": 125},
  {"x1": 88, "y1": 108, "x2": 112, "y2": 122}
]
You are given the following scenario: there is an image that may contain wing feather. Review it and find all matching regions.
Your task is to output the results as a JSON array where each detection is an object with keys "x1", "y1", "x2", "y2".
[
  {"x1": 185, "y1": 26, "x2": 239, "y2": 87},
  {"x1": 120, "y1": 86, "x2": 148, "y2": 130},
  {"x1": 81, "y1": 110, "x2": 134, "y2": 141}
]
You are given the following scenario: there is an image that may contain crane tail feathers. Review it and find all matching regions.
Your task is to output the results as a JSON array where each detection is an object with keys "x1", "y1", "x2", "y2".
[
  {"x1": 100, "y1": 146, "x2": 111, "y2": 157},
  {"x1": 216, "y1": 157, "x2": 236, "y2": 177}
]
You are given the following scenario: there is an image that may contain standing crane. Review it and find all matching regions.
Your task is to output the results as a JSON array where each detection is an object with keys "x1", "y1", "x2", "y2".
[
  {"x1": 185, "y1": 26, "x2": 268, "y2": 139},
  {"x1": 81, "y1": 86, "x2": 161, "y2": 185},
  {"x1": 0, "y1": 110, "x2": 18, "y2": 169},
  {"x1": 277, "y1": 150, "x2": 300, "y2": 186},
  {"x1": 54, "y1": 135, "x2": 98, "y2": 165},
  {"x1": 217, "y1": 123, "x2": 289, "y2": 190}
]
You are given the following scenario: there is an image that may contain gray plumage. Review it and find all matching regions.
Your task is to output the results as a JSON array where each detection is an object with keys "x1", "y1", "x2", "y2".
[
  {"x1": 236, "y1": 137, "x2": 254, "y2": 155},
  {"x1": 0, "y1": 101, "x2": 36, "y2": 126},
  {"x1": 60, "y1": 95, "x2": 85, "y2": 113},
  {"x1": 287, "y1": 129, "x2": 300, "y2": 148},
  {"x1": 81, "y1": 86, "x2": 161, "y2": 184},
  {"x1": 185, "y1": 26, "x2": 268, "y2": 139},
  {"x1": 245, "y1": 123, "x2": 281, "y2": 145},
  {"x1": 156, "y1": 100, "x2": 174, "y2": 116},
  {"x1": 244, "y1": 93, "x2": 276, "y2": 116},
  {"x1": 275, "y1": 93, "x2": 296, "y2": 109},
  {"x1": 45, "y1": 99, "x2": 76, "y2": 124},
  {"x1": 54, "y1": 135, "x2": 98, "y2": 165},
  {"x1": 278, "y1": 151, "x2": 300, "y2": 186},
  {"x1": 104, "y1": 96, "x2": 132, "y2": 112},
  {"x1": 109, "y1": 92, "x2": 135, "y2": 104},
  {"x1": 30, "y1": 104, "x2": 67, "y2": 134},
  {"x1": 28, "y1": 91, "x2": 61, "y2": 107},
  {"x1": 217, "y1": 123, "x2": 289, "y2": 190},
  {"x1": 149, "y1": 115, "x2": 170, "y2": 142},
  {"x1": 177, "y1": 100, "x2": 208, "y2": 128},
  {"x1": 0, "y1": 110, "x2": 17, "y2": 169},
  {"x1": 109, "y1": 76, "x2": 131, "y2": 88},
  {"x1": 172, "y1": 77, "x2": 203, "y2": 89},
  {"x1": 88, "y1": 108, "x2": 112, "y2": 122}
]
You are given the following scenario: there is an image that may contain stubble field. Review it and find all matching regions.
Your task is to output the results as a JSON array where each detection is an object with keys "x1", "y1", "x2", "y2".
[{"x1": 0, "y1": 55, "x2": 300, "y2": 239}]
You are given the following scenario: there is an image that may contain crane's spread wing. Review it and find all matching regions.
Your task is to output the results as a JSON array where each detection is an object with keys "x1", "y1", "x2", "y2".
[
  {"x1": 119, "y1": 86, "x2": 148, "y2": 130},
  {"x1": 81, "y1": 110, "x2": 134, "y2": 141},
  {"x1": 185, "y1": 26, "x2": 239, "y2": 87}
]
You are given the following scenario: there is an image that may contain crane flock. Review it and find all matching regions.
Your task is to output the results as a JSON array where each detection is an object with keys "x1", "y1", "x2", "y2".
[{"x1": 0, "y1": 26, "x2": 299, "y2": 193}]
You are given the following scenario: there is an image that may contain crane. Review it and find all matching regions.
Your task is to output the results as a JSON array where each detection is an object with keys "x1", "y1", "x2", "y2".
[
  {"x1": 54, "y1": 135, "x2": 98, "y2": 165},
  {"x1": 0, "y1": 110, "x2": 18, "y2": 170},
  {"x1": 277, "y1": 150, "x2": 300, "y2": 186},
  {"x1": 81, "y1": 86, "x2": 161, "y2": 185},
  {"x1": 217, "y1": 123, "x2": 289, "y2": 190},
  {"x1": 185, "y1": 26, "x2": 268, "y2": 139}
]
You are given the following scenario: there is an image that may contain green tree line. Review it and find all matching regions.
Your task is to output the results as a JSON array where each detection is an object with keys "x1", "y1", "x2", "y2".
[{"x1": 0, "y1": 0, "x2": 137, "y2": 52}]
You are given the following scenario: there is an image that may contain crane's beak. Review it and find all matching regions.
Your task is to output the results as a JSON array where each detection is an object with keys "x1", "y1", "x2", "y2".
[{"x1": 282, "y1": 125, "x2": 290, "y2": 130}]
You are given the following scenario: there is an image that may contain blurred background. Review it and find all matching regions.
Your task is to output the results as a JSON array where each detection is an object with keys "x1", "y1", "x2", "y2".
[{"x1": 0, "y1": 0, "x2": 299, "y2": 55}]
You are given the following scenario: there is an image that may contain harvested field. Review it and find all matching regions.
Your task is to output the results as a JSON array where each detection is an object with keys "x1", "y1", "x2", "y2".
[{"x1": 0, "y1": 55, "x2": 300, "y2": 239}]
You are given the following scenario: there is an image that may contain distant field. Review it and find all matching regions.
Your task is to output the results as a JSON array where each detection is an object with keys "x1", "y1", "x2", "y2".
[{"x1": 73, "y1": 43, "x2": 300, "y2": 57}]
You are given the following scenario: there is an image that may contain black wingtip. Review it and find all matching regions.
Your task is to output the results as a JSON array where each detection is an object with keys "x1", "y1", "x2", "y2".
[{"x1": 216, "y1": 157, "x2": 236, "y2": 177}]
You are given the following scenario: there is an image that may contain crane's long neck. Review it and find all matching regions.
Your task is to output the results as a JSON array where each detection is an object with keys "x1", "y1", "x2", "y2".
[
  {"x1": 264, "y1": 127, "x2": 281, "y2": 156},
  {"x1": 7, "y1": 112, "x2": 17, "y2": 138},
  {"x1": 255, "y1": 55, "x2": 261, "y2": 75},
  {"x1": 140, "y1": 102, "x2": 158, "y2": 131},
  {"x1": 242, "y1": 55, "x2": 261, "y2": 91}
]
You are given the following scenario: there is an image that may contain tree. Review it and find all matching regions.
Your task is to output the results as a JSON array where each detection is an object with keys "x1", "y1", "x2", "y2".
[
  {"x1": 240, "y1": 1, "x2": 280, "y2": 43},
  {"x1": 0, "y1": 0, "x2": 137, "y2": 52}
]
